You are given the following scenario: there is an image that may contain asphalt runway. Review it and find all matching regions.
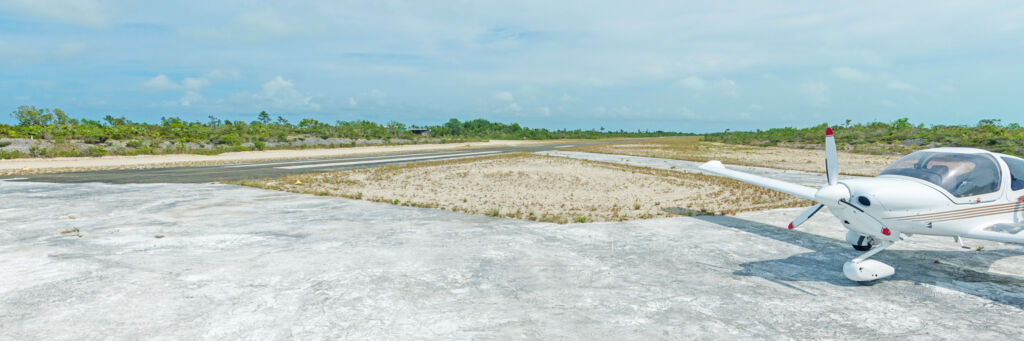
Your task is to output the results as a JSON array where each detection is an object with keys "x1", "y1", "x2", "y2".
[{"x1": 0, "y1": 141, "x2": 606, "y2": 184}]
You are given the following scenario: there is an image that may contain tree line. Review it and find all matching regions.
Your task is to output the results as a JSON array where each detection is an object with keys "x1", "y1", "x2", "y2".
[
  {"x1": 0, "y1": 105, "x2": 686, "y2": 158},
  {"x1": 703, "y1": 118, "x2": 1024, "y2": 156}
]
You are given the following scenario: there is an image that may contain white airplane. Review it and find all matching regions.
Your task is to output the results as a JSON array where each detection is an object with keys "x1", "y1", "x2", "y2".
[{"x1": 699, "y1": 127, "x2": 1024, "y2": 282}]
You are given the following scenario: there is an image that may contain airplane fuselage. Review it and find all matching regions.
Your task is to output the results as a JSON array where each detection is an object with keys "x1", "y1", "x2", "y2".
[{"x1": 832, "y1": 147, "x2": 1024, "y2": 244}]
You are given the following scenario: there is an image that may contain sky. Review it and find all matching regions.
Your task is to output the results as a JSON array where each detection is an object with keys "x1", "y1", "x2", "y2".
[{"x1": 1, "y1": 1, "x2": 1023, "y2": 132}]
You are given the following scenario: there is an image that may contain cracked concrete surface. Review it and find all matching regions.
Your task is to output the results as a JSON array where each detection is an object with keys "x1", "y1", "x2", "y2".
[{"x1": 2, "y1": 180, "x2": 1024, "y2": 339}]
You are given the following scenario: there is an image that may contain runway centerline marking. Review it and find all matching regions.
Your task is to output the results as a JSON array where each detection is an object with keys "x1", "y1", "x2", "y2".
[{"x1": 276, "y1": 151, "x2": 502, "y2": 169}]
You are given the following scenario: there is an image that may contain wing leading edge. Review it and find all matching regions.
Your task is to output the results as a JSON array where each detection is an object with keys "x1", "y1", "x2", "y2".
[{"x1": 698, "y1": 161, "x2": 818, "y2": 201}]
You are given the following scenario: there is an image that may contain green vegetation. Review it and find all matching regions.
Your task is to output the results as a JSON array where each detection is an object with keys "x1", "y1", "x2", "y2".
[
  {"x1": 0, "y1": 105, "x2": 686, "y2": 159},
  {"x1": 704, "y1": 118, "x2": 1024, "y2": 156}
]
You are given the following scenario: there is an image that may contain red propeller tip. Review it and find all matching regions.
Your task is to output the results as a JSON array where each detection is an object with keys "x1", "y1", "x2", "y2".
[
  {"x1": 788, "y1": 222, "x2": 794, "y2": 230},
  {"x1": 825, "y1": 127, "x2": 833, "y2": 136}
]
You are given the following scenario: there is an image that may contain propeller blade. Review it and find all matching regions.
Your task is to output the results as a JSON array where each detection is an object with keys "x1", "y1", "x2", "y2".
[
  {"x1": 825, "y1": 127, "x2": 838, "y2": 186},
  {"x1": 789, "y1": 203, "x2": 824, "y2": 229}
]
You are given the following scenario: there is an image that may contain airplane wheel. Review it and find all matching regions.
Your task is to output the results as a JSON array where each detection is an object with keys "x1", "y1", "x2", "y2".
[{"x1": 846, "y1": 231, "x2": 874, "y2": 251}]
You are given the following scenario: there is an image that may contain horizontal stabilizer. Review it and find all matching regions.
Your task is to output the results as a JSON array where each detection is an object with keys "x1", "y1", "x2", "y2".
[{"x1": 698, "y1": 161, "x2": 818, "y2": 201}]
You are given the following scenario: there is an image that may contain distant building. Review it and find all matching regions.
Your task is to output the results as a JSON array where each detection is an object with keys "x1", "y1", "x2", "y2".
[{"x1": 409, "y1": 128, "x2": 430, "y2": 136}]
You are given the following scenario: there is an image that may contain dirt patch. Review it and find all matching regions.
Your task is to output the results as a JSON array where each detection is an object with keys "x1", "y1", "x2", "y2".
[
  {"x1": 571, "y1": 137, "x2": 901, "y2": 176},
  {"x1": 240, "y1": 153, "x2": 813, "y2": 223}
]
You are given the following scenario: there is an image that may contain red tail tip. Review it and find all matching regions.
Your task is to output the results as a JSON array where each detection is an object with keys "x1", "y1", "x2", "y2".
[
  {"x1": 788, "y1": 222, "x2": 795, "y2": 230},
  {"x1": 825, "y1": 127, "x2": 834, "y2": 136}
]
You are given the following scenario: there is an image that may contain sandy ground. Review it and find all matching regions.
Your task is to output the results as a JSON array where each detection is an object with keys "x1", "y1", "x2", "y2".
[
  {"x1": 572, "y1": 137, "x2": 902, "y2": 176},
  {"x1": 3, "y1": 180, "x2": 1024, "y2": 339},
  {"x1": 0, "y1": 140, "x2": 547, "y2": 176},
  {"x1": 246, "y1": 154, "x2": 813, "y2": 222},
  {"x1": 539, "y1": 150, "x2": 864, "y2": 187}
]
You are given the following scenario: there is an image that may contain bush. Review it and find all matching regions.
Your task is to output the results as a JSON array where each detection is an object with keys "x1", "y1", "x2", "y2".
[
  {"x1": 0, "y1": 150, "x2": 24, "y2": 159},
  {"x1": 86, "y1": 146, "x2": 107, "y2": 157},
  {"x1": 217, "y1": 133, "x2": 241, "y2": 145}
]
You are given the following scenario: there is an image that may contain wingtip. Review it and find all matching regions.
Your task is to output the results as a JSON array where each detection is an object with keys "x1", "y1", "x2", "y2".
[
  {"x1": 788, "y1": 222, "x2": 794, "y2": 230},
  {"x1": 825, "y1": 127, "x2": 833, "y2": 136},
  {"x1": 699, "y1": 160, "x2": 724, "y2": 169}
]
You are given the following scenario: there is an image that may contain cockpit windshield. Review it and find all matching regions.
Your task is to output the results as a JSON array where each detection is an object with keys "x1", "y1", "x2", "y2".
[{"x1": 879, "y1": 151, "x2": 1001, "y2": 197}]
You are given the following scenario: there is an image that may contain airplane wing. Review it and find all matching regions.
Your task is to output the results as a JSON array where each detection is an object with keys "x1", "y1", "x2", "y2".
[
  {"x1": 962, "y1": 223, "x2": 1024, "y2": 245},
  {"x1": 698, "y1": 160, "x2": 818, "y2": 201}
]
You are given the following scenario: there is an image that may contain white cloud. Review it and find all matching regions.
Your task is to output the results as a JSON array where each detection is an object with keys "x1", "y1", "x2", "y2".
[
  {"x1": 494, "y1": 91, "x2": 515, "y2": 101},
  {"x1": 801, "y1": 82, "x2": 829, "y2": 104},
  {"x1": 715, "y1": 79, "x2": 738, "y2": 97},
  {"x1": 886, "y1": 81, "x2": 913, "y2": 90},
  {"x1": 3, "y1": 0, "x2": 112, "y2": 28},
  {"x1": 831, "y1": 67, "x2": 868, "y2": 82},
  {"x1": 181, "y1": 77, "x2": 209, "y2": 91},
  {"x1": 679, "y1": 76, "x2": 706, "y2": 90},
  {"x1": 144, "y1": 74, "x2": 181, "y2": 91},
  {"x1": 540, "y1": 107, "x2": 551, "y2": 116},
  {"x1": 346, "y1": 89, "x2": 388, "y2": 108},
  {"x1": 260, "y1": 76, "x2": 318, "y2": 109},
  {"x1": 180, "y1": 91, "x2": 202, "y2": 106},
  {"x1": 679, "y1": 77, "x2": 736, "y2": 96},
  {"x1": 143, "y1": 70, "x2": 240, "y2": 106}
]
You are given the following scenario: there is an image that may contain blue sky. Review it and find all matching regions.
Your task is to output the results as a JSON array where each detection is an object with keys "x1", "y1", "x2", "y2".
[{"x1": 1, "y1": 1, "x2": 1022, "y2": 132}]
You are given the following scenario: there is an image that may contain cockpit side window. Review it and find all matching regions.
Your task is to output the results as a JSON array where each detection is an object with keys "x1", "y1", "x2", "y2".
[
  {"x1": 1001, "y1": 156, "x2": 1024, "y2": 191},
  {"x1": 880, "y1": 151, "x2": 1001, "y2": 197}
]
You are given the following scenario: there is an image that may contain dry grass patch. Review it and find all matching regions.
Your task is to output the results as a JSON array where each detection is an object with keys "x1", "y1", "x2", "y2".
[
  {"x1": 571, "y1": 136, "x2": 900, "y2": 176},
  {"x1": 239, "y1": 153, "x2": 813, "y2": 223}
]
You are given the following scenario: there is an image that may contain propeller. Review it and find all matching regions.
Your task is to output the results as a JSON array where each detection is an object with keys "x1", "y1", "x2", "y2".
[
  {"x1": 788, "y1": 126, "x2": 848, "y2": 229},
  {"x1": 825, "y1": 127, "x2": 838, "y2": 185},
  {"x1": 788, "y1": 203, "x2": 823, "y2": 229}
]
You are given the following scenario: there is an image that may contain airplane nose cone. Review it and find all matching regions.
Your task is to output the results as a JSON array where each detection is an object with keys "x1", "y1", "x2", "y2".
[{"x1": 814, "y1": 184, "x2": 850, "y2": 204}]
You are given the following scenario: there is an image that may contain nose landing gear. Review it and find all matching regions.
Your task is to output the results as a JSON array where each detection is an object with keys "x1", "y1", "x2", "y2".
[
  {"x1": 845, "y1": 230, "x2": 875, "y2": 251},
  {"x1": 843, "y1": 240, "x2": 895, "y2": 281}
]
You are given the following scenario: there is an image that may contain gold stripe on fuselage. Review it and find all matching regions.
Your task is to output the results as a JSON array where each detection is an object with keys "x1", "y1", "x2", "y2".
[{"x1": 895, "y1": 202, "x2": 1024, "y2": 222}]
